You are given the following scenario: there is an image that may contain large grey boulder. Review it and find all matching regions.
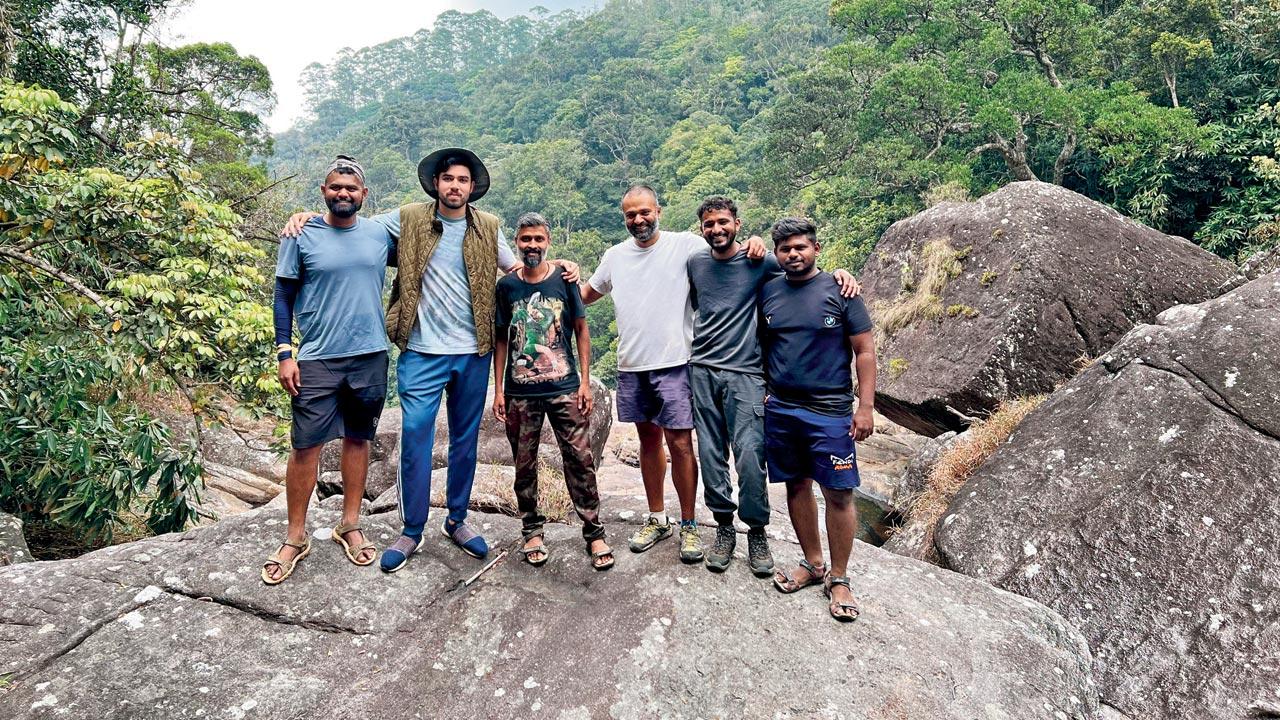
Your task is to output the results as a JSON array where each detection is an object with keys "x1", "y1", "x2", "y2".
[
  {"x1": 0, "y1": 506, "x2": 1099, "y2": 719},
  {"x1": 933, "y1": 272, "x2": 1280, "y2": 719},
  {"x1": 861, "y1": 181, "x2": 1234, "y2": 436},
  {"x1": 0, "y1": 512, "x2": 31, "y2": 566},
  {"x1": 198, "y1": 424, "x2": 286, "y2": 483},
  {"x1": 881, "y1": 430, "x2": 964, "y2": 564}
]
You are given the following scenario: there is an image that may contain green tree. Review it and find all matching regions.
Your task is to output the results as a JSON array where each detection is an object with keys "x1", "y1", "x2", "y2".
[{"x1": 0, "y1": 81, "x2": 274, "y2": 539}]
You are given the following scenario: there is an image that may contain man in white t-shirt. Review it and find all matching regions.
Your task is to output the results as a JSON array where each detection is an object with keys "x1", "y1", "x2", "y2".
[{"x1": 582, "y1": 185, "x2": 764, "y2": 563}]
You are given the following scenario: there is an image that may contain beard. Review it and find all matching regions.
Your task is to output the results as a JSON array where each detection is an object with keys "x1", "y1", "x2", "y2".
[
  {"x1": 521, "y1": 248, "x2": 543, "y2": 269},
  {"x1": 439, "y1": 191, "x2": 467, "y2": 209},
  {"x1": 628, "y1": 217, "x2": 659, "y2": 242},
  {"x1": 326, "y1": 197, "x2": 362, "y2": 218},
  {"x1": 705, "y1": 230, "x2": 736, "y2": 251}
]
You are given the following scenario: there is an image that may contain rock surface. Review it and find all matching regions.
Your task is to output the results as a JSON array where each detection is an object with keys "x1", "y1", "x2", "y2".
[
  {"x1": 202, "y1": 462, "x2": 282, "y2": 505},
  {"x1": 881, "y1": 431, "x2": 964, "y2": 563},
  {"x1": 0, "y1": 506, "x2": 1099, "y2": 720},
  {"x1": 933, "y1": 272, "x2": 1280, "y2": 719},
  {"x1": 1219, "y1": 244, "x2": 1280, "y2": 294},
  {"x1": 0, "y1": 512, "x2": 31, "y2": 566},
  {"x1": 198, "y1": 424, "x2": 286, "y2": 484},
  {"x1": 861, "y1": 181, "x2": 1234, "y2": 436}
]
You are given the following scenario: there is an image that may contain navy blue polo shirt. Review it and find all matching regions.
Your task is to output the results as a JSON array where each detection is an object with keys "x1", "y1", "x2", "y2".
[{"x1": 758, "y1": 271, "x2": 874, "y2": 416}]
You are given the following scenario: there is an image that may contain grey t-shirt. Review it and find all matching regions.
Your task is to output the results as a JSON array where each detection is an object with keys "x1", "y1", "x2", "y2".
[
  {"x1": 275, "y1": 216, "x2": 393, "y2": 361},
  {"x1": 687, "y1": 248, "x2": 783, "y2": 374},
  {"x1": 372, "y1": 208, "x2": 516, "y2": 355}
]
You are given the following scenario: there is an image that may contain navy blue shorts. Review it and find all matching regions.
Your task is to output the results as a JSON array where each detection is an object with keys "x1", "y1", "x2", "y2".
[
  {"x1": 616, "y1": 365, "x2": 694, "y2": 429},
  {"x1": 290, "y1": 351, "x2": 388, "y2": 449},
  {"x1": 763, "y1": 402, "x2": 859, "y2": 489}
]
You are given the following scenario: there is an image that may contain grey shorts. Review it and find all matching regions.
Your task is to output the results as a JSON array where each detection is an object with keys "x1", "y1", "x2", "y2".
[
  {"x1": 616, "y1": 365, "x2": 694, "y2": 429},
  {"x1": 290, "y1": 351, "x2": 388, "y2": 449}
]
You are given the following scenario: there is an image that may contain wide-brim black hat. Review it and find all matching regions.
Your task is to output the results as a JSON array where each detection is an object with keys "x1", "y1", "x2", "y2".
[{"x1": 417, "y1": 147, "x2": 490, "y2": 202}]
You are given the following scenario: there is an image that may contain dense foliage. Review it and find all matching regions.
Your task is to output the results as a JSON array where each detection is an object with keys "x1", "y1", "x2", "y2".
[
  {"x1": 272, "y1": 0, "x2": 1278, "y2": 385},
  {"x1": 1, "y1": 2, "x2": 278, "y2": 539}
]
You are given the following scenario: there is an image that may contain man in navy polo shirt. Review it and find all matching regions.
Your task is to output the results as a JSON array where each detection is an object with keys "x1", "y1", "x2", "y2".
[{"x1": 759, "y1": 217, "x2": 877, "y2": 622}]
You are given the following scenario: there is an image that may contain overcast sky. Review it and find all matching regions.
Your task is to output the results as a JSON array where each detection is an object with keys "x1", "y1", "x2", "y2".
[{"x1": 157, "y1": 1, "x2": 595, "y2": 132}]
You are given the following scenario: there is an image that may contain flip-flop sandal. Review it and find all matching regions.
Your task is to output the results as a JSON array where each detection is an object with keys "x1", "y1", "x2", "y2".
[
  {"x1": 824, "y1": 575, "x2": 860, "y2": 622},
  {"x1": 587, "y1": 541, "x2": 615, "y2": 571},
  {"x1": 773, "y1": 558, "x2": 826, "y2": 593},
  {"x1": 261, "y1": 538, "x2": 311, "y2": 585},
  {"x1": 331, "y1": 522, "x2": 377, "y2": 566},
  {"x1": 519, "y1": 535, "x2": 550, "y2": 566}
]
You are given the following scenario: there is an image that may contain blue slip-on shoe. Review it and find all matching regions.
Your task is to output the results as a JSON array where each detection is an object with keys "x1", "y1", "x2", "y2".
[
  {"x1": 441, "y1": 519, "x2": 488, "y2": 559},
  {"x1": 379, "y1": 534, "x2": 422, "y2": 573}
]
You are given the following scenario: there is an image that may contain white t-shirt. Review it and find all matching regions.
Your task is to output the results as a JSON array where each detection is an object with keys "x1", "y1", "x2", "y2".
[{"x1": 588, "y1": 230, "x2": 703, "y2": 372}]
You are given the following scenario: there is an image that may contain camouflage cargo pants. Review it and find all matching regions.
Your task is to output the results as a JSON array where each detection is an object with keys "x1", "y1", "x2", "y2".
[{"x1": 503, "y1": 393, "x2": 605, "y2": 542}]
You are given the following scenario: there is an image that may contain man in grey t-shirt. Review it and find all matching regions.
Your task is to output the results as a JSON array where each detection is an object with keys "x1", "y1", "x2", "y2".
[{"x1": 687, "y1": 196, "x2": 858, "y2": 577}]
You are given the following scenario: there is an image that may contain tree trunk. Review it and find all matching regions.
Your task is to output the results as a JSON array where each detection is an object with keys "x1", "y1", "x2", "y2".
[
  {"x1": 1053, "y1": 130, "x2": 1078, "y2": 185},
  {"x1": 0, "y1": 1, "x2": 14, "y2": 81}
]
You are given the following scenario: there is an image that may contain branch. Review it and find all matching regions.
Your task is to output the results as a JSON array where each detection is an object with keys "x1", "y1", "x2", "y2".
[
  {"x1": 0, "y1": 245, "x2": 121, "y2": 321},
  {"x1": 229, "y1": 174, "x2": 296, "y2": 209}
]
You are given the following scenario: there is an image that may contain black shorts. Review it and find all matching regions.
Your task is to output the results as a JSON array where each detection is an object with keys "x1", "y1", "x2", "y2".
[{"x1": 291, "y1": 351, "x2": 388, "y2": 449}]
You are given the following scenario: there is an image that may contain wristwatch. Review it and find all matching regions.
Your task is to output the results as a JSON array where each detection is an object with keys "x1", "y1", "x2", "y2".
[{"x1": 276, "y1": 343, "x2": 293, "y2": 362}]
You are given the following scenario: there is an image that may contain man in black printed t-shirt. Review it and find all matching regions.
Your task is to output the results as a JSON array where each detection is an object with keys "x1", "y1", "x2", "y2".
[
  {"x1": 759, "y1": 216, "x2": 877, "y2": 622},
  {"x1": 494, "y1": 212, "x2": 614, "y2": 571}
]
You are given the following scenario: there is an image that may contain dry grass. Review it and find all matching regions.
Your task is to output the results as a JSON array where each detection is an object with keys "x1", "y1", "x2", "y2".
[
  {"x1": 874, "y1": 238, "x2": 970, "y2": 344},
  {"x1": 922, "y1": 181, "x2": 972, "y2": 207},
  {"x1": 431, "y1": 460, "x2": 575, "y2": 523},
  {"x1": 905, "y1": 395, "x2": 1046, "y2": 552}
]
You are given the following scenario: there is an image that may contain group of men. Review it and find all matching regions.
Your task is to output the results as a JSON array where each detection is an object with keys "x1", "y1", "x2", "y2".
[{"x1": 263, "y1": 147, "x2": 877, "y2": 622}]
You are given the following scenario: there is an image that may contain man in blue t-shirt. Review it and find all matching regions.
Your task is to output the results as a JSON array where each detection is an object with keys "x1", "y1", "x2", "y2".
[
  {"x1": 264, "y1": 156, "x2": 393, "y2": 585},
  {"x1": 759, "y1": 217, "x2": 877, "y2": 622}
]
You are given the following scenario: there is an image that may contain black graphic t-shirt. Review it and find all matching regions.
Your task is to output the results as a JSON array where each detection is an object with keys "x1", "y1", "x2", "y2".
[
  {"x1": 495, "y1": 266, "x2": 586, "y2": 398},
  {"x1": 759, "y1": 271, "x2": 874, "y2": 416}
]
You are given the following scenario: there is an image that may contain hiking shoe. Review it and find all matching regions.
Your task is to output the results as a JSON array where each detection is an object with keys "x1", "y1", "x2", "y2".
[
  {"x1": 747, "y1": 530, "x2": 775, "y2": 578},
  {"x1": 679, "y1": 524, "x2": 704, "y2": 564},
  {"x1": 705, "y1": 525, "x2": 736, "y2": 573},
  {"x1": 629, "y1": 517, "x2": 673, "y2": 553}
]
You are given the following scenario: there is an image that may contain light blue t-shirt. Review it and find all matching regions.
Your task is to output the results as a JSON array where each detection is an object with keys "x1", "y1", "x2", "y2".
[
  {"x1": 372, "y1": 209, "x2": 515, "y2": 355},
  {"x1": 275, "y1": 217, "x2": 393, "y2": 361}
]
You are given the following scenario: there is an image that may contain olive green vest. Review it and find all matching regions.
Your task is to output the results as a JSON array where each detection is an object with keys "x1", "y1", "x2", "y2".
[{"x1": 385, "y1": 201, "x2": 501, "y2": 354}]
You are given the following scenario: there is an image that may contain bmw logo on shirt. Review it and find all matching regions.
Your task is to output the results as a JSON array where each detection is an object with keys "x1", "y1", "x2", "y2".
[{"x1": 823, "y1": 315, "x2": 837, "y2": 327}]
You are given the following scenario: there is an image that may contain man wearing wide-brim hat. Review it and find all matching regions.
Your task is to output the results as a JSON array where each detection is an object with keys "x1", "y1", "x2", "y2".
[{"x1": 282, "y1": 147, "x2": 578, "y2": 571}]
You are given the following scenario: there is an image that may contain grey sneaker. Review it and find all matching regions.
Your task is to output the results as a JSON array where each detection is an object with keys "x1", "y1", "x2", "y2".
[
  {"x1": 747, "y1": 530, "x2": 775, "y2": 578},
  {"x1": 629, "y1": 517, "x2": 673, "y2": 553},
  {"x1": 705, "y1": 525, "x2": 736, "y2": 573},
  {"x1": 679, "y1": 524, "x2": 704, "y2": 564}
]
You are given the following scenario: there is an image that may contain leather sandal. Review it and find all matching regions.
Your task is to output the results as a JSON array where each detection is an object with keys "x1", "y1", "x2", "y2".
[
  {"x1": 824, "y1": 575, "x2": 860, "y2": 622},
  {"x1": 261, "y1": 538, "x2": 311, "y2": 585},
  {"x1": 519, "y1": 534, "x2": 550, "y2": 566},
  {"x1": 587, "y1": 539, "x2": 614, "y2": 571},
  {"x1": 773, "y1": 558, "x2": 826, "y2": 593},
  {"x1": 331, "y1": 523, "x2": 377, "y2": 566}
]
